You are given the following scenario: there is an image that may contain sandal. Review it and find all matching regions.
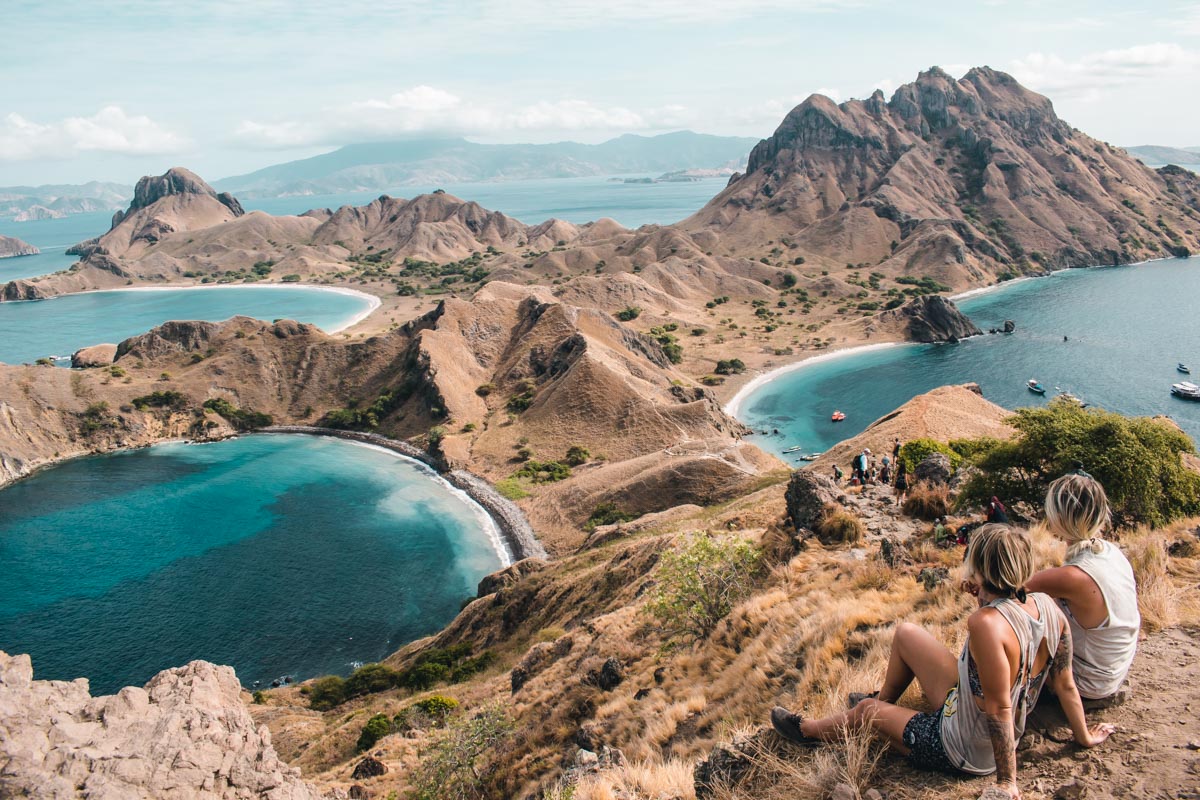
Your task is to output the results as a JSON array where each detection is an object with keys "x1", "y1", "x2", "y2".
[
  {"x1": 847, "y1": 691, "x2": 879, "y2": 709},
  {"x1": 770, "y1": 706, "x2": 817, "y2": 745}
]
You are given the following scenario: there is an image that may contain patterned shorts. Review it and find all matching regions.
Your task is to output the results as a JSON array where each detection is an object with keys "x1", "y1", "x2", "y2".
[{"x1": 902, "y1": 710, "x2": 958, "y2": 773}]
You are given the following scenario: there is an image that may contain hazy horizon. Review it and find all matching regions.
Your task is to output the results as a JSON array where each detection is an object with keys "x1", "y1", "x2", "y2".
[{"x1": 4, "y1": 0, "x2": 1200, "y2": 185}]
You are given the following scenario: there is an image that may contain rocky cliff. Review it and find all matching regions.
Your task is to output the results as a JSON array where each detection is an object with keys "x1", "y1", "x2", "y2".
[
  {"x1": 687, "y1": 66, "x2": 1200, "y2": 289},
  {"x1": 0, "y1": 234, "x2": 39, "y2": 258},
  {"x1": 875, "y1": 294, "x2": 983, "y2": 342},
  {"x1": 0, "y1": 650, "x2": 325, "y2": 799}
]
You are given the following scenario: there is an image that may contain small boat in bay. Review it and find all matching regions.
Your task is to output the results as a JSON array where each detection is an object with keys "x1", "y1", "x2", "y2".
[
  {"x1": 782, "y1": 445, "x2": 804, "y2": 453},
  {"x1": 797, "y1": 453, "x2": 823, "y2": 461},
  {"x1": 1054, "y1": 390, "x2": 1087, "y2": 407},
  {"x1": 1179, "y1": 363, "x2": 1191, "y2": 374},
  {"x1": 831, "y1": 410, "x2": 846, "y2": 422},
  {"x1": 1171, "y1": 381, "x2": 1200, "y2": 400},
  {"x1": 1027, "y1": 379, "x2": 1046, "y2": 395}
]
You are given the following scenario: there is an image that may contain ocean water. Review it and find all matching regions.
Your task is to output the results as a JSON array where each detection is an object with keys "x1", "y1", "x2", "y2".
[
  {"x1": 0, "y1": 209, "x2": 113, "y2": 282},
  {"x1": 243, "y1": 174, "x2": 727, "y2": 228},
  {"x1": 0, "y1": 285, "x2": 374, "y2": 365},
  {"x1": 0, "y1": 434, "x2": 505, "y2": 694},
  {"x1": 736, "y1": 258, "x2": 1200, "y2": 463}
]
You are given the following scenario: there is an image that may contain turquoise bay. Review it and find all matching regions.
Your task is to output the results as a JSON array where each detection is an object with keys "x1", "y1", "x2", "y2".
[
  {"x1": 0, "y1": 285, "x2": 374, "y2": 365},
  {"x1": 0, "y1": 435, "x2": 504, "y2": 695},
  {"x1": 736, "y1": 258, "x2": 1200, "y2": 462}
]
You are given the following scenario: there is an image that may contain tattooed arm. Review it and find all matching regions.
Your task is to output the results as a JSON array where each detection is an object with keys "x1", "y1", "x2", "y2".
[
  {"x1": 1047, "y1": 616, "x2": 1116, "y2": 747},
  {"x1": 968, "y1": 610, "x2": 1021, "y2": 798}
]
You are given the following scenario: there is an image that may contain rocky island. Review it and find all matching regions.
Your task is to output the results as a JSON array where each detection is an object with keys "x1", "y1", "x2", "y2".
[{"x1": 0, "y1": 234, "x2": 39, "y2": 259}]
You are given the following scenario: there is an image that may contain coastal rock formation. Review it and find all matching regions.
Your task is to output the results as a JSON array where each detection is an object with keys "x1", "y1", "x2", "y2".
[
  {"x1": 687, "y1": 66, "x2": 1200, "y2": 288},
  {"x1": 875, "y1": 294, "x2": 983, "y2": 343},
  {"x1": 70, "y1": 343, "x2": 118, "y2": 368},
  {"x1": 0, "y1": 279, "x2": 47, "y2": 302},
  {"x1": 0, "y1": 650, "x2": 324, "y2": 799},
  {"x1": 0, "y1": 234, "x2": 39, "y2": 258}
]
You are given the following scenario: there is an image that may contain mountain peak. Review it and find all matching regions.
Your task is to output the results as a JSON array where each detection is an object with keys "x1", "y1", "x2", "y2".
[{"x1": 124, "y1": 168, "x2": 244, "y2": 221}]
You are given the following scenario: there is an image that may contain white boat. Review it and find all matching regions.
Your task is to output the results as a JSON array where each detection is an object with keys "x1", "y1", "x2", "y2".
[
  {"x1": 1171, "y1": 381, "x2": 1200, "y2": 400},
  {"x1": 782, "y1": 445, "x2": 804, "y2": 453},
  {"x1": 1027, "y1": 379, "x2": 1046, "y2": 395},
  {"x1": 1054, "y1": 390, "x2": 1087, "y2": 407}
]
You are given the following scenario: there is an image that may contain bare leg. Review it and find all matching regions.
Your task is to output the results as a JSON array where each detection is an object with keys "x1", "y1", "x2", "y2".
[
  {"x1": 876, "y1": 622, "x2": 959, "y2": 708},
  {"x1": 801, "y1": 698, "x2": 919, "y2": 753}
]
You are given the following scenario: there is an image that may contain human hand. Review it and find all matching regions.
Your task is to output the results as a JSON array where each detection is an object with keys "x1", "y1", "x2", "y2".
[
  {"x1": 1078, "y1": 722, "x2": 1117, "y2": 747},
  {"x1": 979, "y1": 783, "x2": 1020, "y2": 800}
]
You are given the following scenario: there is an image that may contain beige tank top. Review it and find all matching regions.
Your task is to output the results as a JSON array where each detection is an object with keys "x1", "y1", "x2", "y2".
[
  {"x1": 1060, "y1": 541, "x2": 1140, "y2": 699},
  {"x1": 939, "y1": 593, "x2": 1063, "y2": 775}
]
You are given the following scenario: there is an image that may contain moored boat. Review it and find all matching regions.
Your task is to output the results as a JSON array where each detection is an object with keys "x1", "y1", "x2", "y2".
[
  {"x1": 782, "y1": 445, "x2": 804, "y2": 453},
  {"x1": 1179, "y1": 363, "x2": 1191, "y2": 374},
  {"x1": 1054, "y1": 390, "x2": 1087, "y2": 407},
  {"x1": 1171, "y1": 381, "x2": 1200, "y2": 400},
  {"x1": 831, "y1": 410, "x2": 846, "y2": 422},
  {"x1": 1027, "y1": 379, "x2": 1046, "y2": 395}
]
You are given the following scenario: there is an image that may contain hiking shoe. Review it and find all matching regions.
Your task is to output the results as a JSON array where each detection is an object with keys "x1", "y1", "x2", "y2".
[
  {"x1": 770, "y1": 706, "x2": 816, "y2": 745},
  {"x1": 848, "y1": 691, "x2": 879, "y2": 709}
]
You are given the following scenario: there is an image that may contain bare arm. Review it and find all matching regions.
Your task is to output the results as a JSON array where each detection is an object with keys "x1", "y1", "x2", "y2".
[
  {"x1": 1048, "y1": 620, "x2": 1116, "y2": 747},
  {"x1": 968, "y1": 611, "x2": 1020, "y2": 797}
]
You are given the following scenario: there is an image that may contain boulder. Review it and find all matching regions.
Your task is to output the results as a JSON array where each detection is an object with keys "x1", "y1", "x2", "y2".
[
  {"x1": 71, "y1": 343, "x2": 118, "y2": 368},
  {"x1": 1003, "y1": 319, "x2": 1016, "y2": 333},
  {"x1": 0, "y1": 650, "x2": 324, "y2": 799},
  {"x1": 784, "y1": 470, "x2": 842, "y2": 531},
  {"x1": 694, "y1": 729, "x2": 775, "y2": 798},
  {"x1": 914, "y1": 453, "x2": 953, "y2": 485},
  {"x1": 351, "y1": 757, "x2": 387, "y2": 780},
  {"x1": 878, "y1": 295, "x2": 983, "y2": 343},
  {"x1": 584, "y1": 657, "x2": 625, "y2": 691}
]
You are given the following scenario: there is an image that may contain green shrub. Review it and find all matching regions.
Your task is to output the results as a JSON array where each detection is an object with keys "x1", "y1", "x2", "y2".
[
  {"x1": 414, "y1": 695, "x2": 460, "y2": 720},
  {"x1": 281, "y1": 274, "x2": 301, "y2": 282},
  {"x1": 475, "y1": 383, "x2": 495, "y2": 397},
  {"x1": 513, "y1": 460, "x2": 571, "y2": 483},
  {"x1": 898, "y1": 438, "x2": 962, "y2": 472},
  {"x1": 202, "y1": 398, "x2": 273, "y2": 430},
  {"x1": 615, "y1": 306, "x2": 641, "y2": 321},
  {"x1": 345, "y1": 663, "x2": 402, "y2": 698},
  {"x1": 957, "y1": 401, "x2": 1200, "y2": 528},
  {"x1": 131, "y1": 390, "x2": 187, "y2": 411},
  {"x1": 584, "y1": 502, "x2": 635, "y2": 531},
  {"x1": 408, "y1": 704, "x2": 514, "y2": 800},
  {"x1": 357, "y1": 713, "x2": 392, "y2": 752},
  {"x1": 306, "y1": 675, "x2": 347, "y2": 710},
  {"x1": 494, "y1": 478, "x2": 530, "y2": 500},
  {"x1": 564, "y1": 445, "x2": 590, "y2": 466},
  {"x1": 714, "y1": 358, "x2": 746, "y2": 375},
  {"x1": 646, "y1": 532, "x2": 763, "y2": 641}
]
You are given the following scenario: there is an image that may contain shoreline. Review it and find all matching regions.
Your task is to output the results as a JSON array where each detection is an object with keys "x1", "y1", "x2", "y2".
[
  {"x1": 262, "y1": 426, "x2": 546, "y2": 563},
  {"x1": 726, "y1": 254, "x2": 1194, "y2": 422},
  {"x1": 2, "y1": 283, "x2": 382, "y2": 335}
]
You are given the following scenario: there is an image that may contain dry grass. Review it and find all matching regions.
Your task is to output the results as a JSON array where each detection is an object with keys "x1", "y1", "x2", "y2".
[
  {"x1": 710, "y1": 724, "x2": 884, "y2": 800},
  {"x1": 901, "y1": 482, "x2": 950, "y2": 521},
  {"x1": 816, "y1": 505, "x2": 865, "y2": 545},
  {"x1": 1121, "y1": 521, "x2": 1200, "y2": 631},
  {"x1": 573, "y1": 758, "x2": 696, "y2": 800}
]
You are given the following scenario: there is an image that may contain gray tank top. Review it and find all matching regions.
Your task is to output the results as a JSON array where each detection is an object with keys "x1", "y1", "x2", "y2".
[{"x1": 939, "y1": 593, "x2": 1062, "y2": 775}]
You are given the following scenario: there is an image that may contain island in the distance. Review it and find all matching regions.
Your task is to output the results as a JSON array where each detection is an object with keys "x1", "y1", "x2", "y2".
[{"x1": 0, "y1": 234, "x2": 39, "y2": 259}]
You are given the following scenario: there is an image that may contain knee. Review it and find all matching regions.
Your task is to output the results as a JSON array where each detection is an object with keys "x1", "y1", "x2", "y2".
[
  {"x1": 894, "y1": 621, "x2": 923, "y2": 644},
  {"x1": 849, "y1": 697, "x2": 882, "y2": 723}
]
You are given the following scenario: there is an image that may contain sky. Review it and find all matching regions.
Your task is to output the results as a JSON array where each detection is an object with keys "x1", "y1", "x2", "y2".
[{"x1": 2, "y1": 0, "x2": 1199, "y2": 186}]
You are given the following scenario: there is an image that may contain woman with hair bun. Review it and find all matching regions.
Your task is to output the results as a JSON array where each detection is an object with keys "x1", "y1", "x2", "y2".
[
  {"x1": 770, "y1": 524, "x2": 1113, "y2": 799},
  {"x1": 1026, "y1": 473, "x2": 1140, "y2": 700}
]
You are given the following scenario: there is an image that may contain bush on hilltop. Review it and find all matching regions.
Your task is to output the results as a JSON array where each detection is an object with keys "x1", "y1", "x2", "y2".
[
  {"x1": 957, "y1": 400, "x2": 1200, "y2": 527},
  {"x1": 646, "y1": 532, "x2": 763, "y2": 642}
]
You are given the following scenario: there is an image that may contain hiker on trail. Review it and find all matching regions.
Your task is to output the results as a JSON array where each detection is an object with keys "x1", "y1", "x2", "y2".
[
  {"x1": 893, "y1": 437, "x2": 902, "y2": 460},
  {"x1": 880, "y1": 455, "x2": 891, "y2": 485},
  {"x1": 770, "y1": 525, "x2": 1115, "y2": 799},
  {"x1": 933, "y1": 517, "x2": 953, "y2": 547},
  {"x1": 1026, "y1": 474, "x2": 1140, "y2": 701},
  {"x1": 893, "y1": 462, "x2": 908, "y2": 506},
  {"x1": 853, "y1": 449, "x2": 870, "y2": 485},
  {"x1": 987, "y1": 496, "x2": 1009, "y2": 524},
  {"x1": 833, "y1": 464, "x2": 844, "y2": 484}
]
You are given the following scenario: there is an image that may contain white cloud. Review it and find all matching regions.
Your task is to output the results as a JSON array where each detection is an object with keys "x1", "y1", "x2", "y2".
[
  {"x1": 235, "y1": 86, "x2": 671, "y2": 148},
  {"x1": 1010, "y1": 42, "x2": 1200, "y2": 101},
  {"x1": 0, "y1": 106, "x2": 189, "y2": 162}
]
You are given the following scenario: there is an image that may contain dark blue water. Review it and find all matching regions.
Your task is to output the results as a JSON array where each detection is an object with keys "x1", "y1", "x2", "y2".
[
  {"x1": 736, "y1": 258, "x2": 1200, "y2": 463},
  {"x1": 0, "y1": 285, "x2": 374, "y2": 365},
  {"x1": 0, "y1": 435, "x2": 504, "y2": 694}
]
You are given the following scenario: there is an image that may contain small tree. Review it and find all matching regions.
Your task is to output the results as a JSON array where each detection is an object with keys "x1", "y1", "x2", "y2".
[
  {"x1": 615, "y1": 306, "x2": 641, "y2": 321},
  {"x1": 646, "y1": 532, "x2": 763, "y2": 641},
  {"x1": 957, "y1": 401, "x2": 1200, "y2": 528},
  {"x1": 357, "y1": 713, "x2": 392, "y2": 752},
  {"x1": 409, "y1": 704, "x2": 514, "y2": 800},
  {"x1": 304, "y1": 675, "x2": 347, "y2": 711},
  {"x1": 564, "y1": 445, "x2": 590, "y2": 466}
]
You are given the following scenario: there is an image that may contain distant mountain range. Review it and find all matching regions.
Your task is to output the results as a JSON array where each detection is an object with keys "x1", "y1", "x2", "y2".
[
  {"x1": 213, "y1": 132, "x2": 756, "y2": 198},
  {"x1": 1125, "y1": 145, "x2": 1200, "y2": 168},
  {"x1": 0, "y1": 182, "x2": 132, "y2": 222}
]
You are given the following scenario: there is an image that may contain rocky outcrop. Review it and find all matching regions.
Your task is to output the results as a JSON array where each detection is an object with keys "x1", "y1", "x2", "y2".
[
  {"x1": 71, "y1": 343, "x2": 118, "y2": 368},
  {"x1": 0, "y1": 650, "x2": 325, "y2": 799},
  {"x1": 689, "y1": 66, "x2": 1200, "y2": 288},
  {"x1": 0, "y1": 234, "x2": 39, "y2": 258},
  {"x1": 127, "y1": 167, "x2": 244, "y2": 217},
  {"x1": 913, "y1": 452, "x2": 954, "y2": 485},
  {"x1": 784, "y1": 470, "x2": 842, "y2": 531},
  {"x1": 477, "y1": 557, "x2": 549, "y2": 596},
  {"x1": 879, "y1": 294, "x2": 983, "y2": 343},
  {"x1": 1, "y1": 279, "x2": 48, "y2": 301}
]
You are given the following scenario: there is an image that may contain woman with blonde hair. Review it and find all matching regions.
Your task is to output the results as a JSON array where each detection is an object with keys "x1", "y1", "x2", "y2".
[
  {"x1": 771, "y1": 524, "x2": 1113, "y2": 799},
  {"x1": 1026, "y1": 473, "x2": 1140, "y2": 700}
]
